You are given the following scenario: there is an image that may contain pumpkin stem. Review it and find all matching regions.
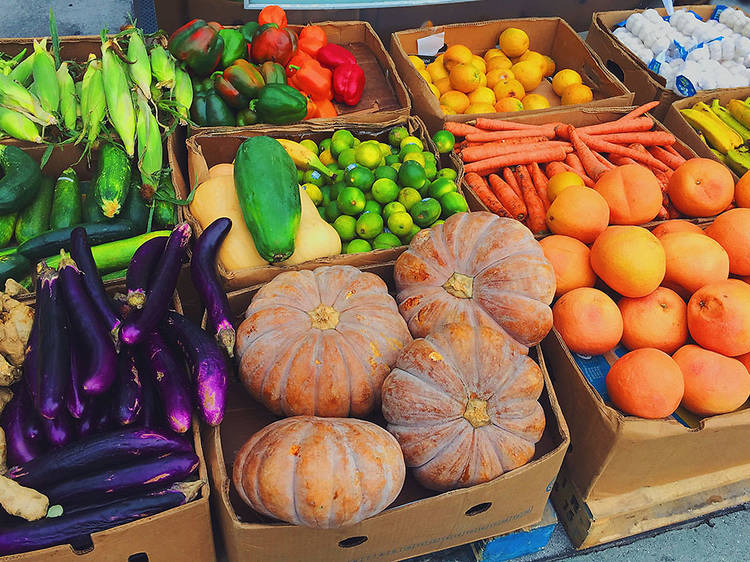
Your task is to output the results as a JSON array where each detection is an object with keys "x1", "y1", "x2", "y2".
[
  {"x1": 463, "y1": 397, "x2": 491, "y2": 428},
  {"x1": 309, "y1": 303, "x2": 340, "y2": 330},
  {"x1": 443, "y1": 272, "x2": 474, "y2": 299}
]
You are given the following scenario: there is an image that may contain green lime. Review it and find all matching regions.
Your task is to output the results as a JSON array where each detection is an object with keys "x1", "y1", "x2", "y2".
[
  {"x1": 397, "y1": 187, "x2": 422, "y2": 210},
  {"x1": 345, "y1": 239, "x2": 372, "y2": 253},
  {"x1": 383, "y1": 201, "x2": 407, "y2": 221},
  {"x1": 332, "y1": 129, "x2": 355, "y2": 148},
  {"x1": 329, "y1": 182, "x2": 345, "y2": 201},
  {"x1": 364, "y1": 191, "x2": 374, "y2": 201},
  {"x1": 410, "y1": 197, "x2": 442, "y2": 227},
  {"x1": 391, "y1": 162, "x2": 401, "y2": 172},
  {"x1": 372, "y1": 178, "x2": 400, "y2": 204},
  {"x1": 296, "y1": 168, "x2": 304, "y2": 183},
  {"x1": 302, "y1": 183, "x2": 323, "y2": 205},
  {"x1": 387, "y1": 211, "x2": 414, "y2": 236},
  {"x1": 352, "y1": 137, "x2": 361, "y2": 146},
  {"x1": 378, "y1": 142, "x2": 392, "y2": 157},
  {"x1": 399, "y1": 143, "x2": 422, "y2": 161},
  {"x1": 422, "y1": 151, "x2": 437, "y2": 165},
  {"x1": 317, "y1": 206, "x2": 326, "y2": 220},
  {"x1": 337, "y1": 147, "x2": 356, "y2": 168},
  {"x1": 355, "y1": 142, "x2": 383, "y2": 169},
  {"x1": 319, "y1": 138, "x2": 332, "y2": 153},
  {"x1": 431, "y1": 219, "x2": 445, "y2": 227},
  {"x1": 373, "y1": 232, "x2": 402, "y2": 249},
  {"x1": 325, "y1": 200, "x2": 341, "y2": 222},
  {"x1": 432, "y1": 130, "x2": 456, "y2": 154},
  {"x1": 428, "y1": 178, "x2": 458, "y2": 199},
  {"x1": 303, "y1": 169, "x2": 325, "y2": 187},
  {"x1": 437, "y1": 168, "x2": 458, "y2": 181},
  {"x1": 320, "y1": 184, "x2": 331, "y2": 206},
  {"x1": 384, "y1": 154, "x2": 400, "y2": 166},
  {"x1": 398, "y1": 161, "x2": 427, "y2": 190},
  {"x1": 400, "y1": 223, "x2": 422, "y2": 244},
  {"x1": 331, "y1": 137, "x2": 350, "y2": 158},
  {"x1": 402, "y1": 152, "x2": 426, "y2": 167},
  {"x1": 418, "y1": 182, "x2": 430, "y2": 198},
  {"x1": 300, "y1": 139, "x2": 318, "y2": 155},
  {"x1": 355, "y1": 212, "x2": 384, "y2": 240},
  {"x1": 364, "y1": 200, "x2": 382, "y2": 215},
  {"x1": 388, "y1": 126, "x2": 409, "y2": 147},
  {"x1": 333, "y1": 215, "x2": 357, "y2": 241},
  {"x1": 424, "y1": 164, "x2": 438, "y2": 181},
  {"x1": 440, "y1": 191, "x2": 469, "y2": 218},
  {"x1": 331, "y1": 168, "x2": 346, "y2": 183},
  {"x1": 337, "y1": 187, "x2": 366, "y2": 216},
  {"x1": 400, "y1": 135, "x2": 424, "y2": 150},
  {"x1": 345, "y1": 166, "x2": 375, "y2": 191},
  {"x1": 375, "y1": 165, "x2": 398, "y2": 181}
]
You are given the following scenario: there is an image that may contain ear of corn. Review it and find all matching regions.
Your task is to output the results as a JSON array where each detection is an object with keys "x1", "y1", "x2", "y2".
[
  {"x1": 150, "y1": 45, "x2": 175, "y2": 89},
  {"x1": 74, "y1": 79, "x2": 82, "y2": 118},
  {"x1": 173, "y1": 67, "x2": 193, "y2": 124},
  {"x1": 127, "y1": 29, "x2": 152, "y2": 100},
  {"x1": 0, "y1": 73, "x2": 55, "y2": 126},
  {"x1": 80, "y1": 55, "x2": 106, "y2": 149},
  {"x1": 56, "y1": 61, "x2": 76, "y2": 131},
  {"x1": 136, "y1": 92, "x2": 163, "y2": 197},
  {"x1": 8, "y1": 53, "x2": 34, "y2": 86},
  {"x1": 32, "y1": 38, "x2": 59, "y2": 115},
  {"x1": 0, "y1": 106, "x2": 42, "y2": 142},
  {"x1": 102, "y1": 39, "x2": 136, "y2": 157}
]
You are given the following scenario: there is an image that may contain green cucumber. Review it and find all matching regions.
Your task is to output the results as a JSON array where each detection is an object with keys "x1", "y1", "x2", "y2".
[
  {"x1": 123, "y1": 176, "x2": 148, "y2": 231},
  {"x1": 15, "y1": 177, "x2": 54, "y2": 245},
  {"x1": 153, "y1": 172, "x2": 177, "y2": 229},
  {"x1": 91, "y1": 143, "x2": 131, "y2": 218},
  {"x1": 234, "y1": 136, "x2": 301, "y2": 262},
  {"x1": 102, "y1": 268, "x2": 128, "y2": 282},
  {"x1": 17, "y1": 221, "x2": 139, "y2": 263},
  {"x1": 83, "y1": 194, "x2": 109, "y2": 223},
  {"x1": 0, "y1": 254, "x2": 31, "y2": 286},
  {"x1": 0, "y1": 145, "x2": 42, "y2": 214},
  {"x1": 0, "y1": 213, "x2": 17, "y2": 247},
  {"x1": 50, "y1": 168, "x2": 83, "y2": 229}
]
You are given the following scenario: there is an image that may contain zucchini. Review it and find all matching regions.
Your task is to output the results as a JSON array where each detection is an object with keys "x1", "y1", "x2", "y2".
[
  {"x1": 83, "y1": 193, "x2": 108, "y2": 223},
  {"x1": 91, "y1": 143, "x2": 131, "y2": 218},
  {"x1": 102, "y1": 268, "x2": 128, "y2": 281},
  {"x1": 50, "y1": 168, "x2": 82, "y2": 229},
  {"x1": 0, "y1": 213, "x2": 17, "y2": 247},
  {"x1": 234, "y1": 136, "x2": 301, "y2": 262},
  {"x1": 15, "y1": 177, "x2": 54, "y2": 245},
  {"x1": 0, "y1": 253, "x2": 31, "y2": 286},
  {"x1": 153, "y1": 171, "x2": 178, "y2": 228},
  {"x1": 17, "y1": 221, "x2": 139, "y2": 263},
  {"x1": 0, "y1": 145, "x2": 42, "y2": 214}
]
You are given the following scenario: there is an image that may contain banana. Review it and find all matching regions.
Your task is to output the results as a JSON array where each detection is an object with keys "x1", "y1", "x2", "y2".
[
  {"x1": 681, "y1": 107, "x2": 743, "y2": 154},
  {"x1": 726, "y1": 147, "x2": 750, "y2": 176},
  {"x1": 275, "y1": 138, "x2": 334, "y2": 178},
  {"x1": 728, "y1": 98, "x2": 750, "y2": 131},
  {"x1": 711, "y1": 99, "x2": 750, "y2": 141},
  {"x1": 710, "y1": 147, "x2": 729, "y2": 164}
]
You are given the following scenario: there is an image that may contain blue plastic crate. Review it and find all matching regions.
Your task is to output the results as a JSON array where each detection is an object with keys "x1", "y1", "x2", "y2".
[{"x1": 478, "y1": 502, "x2": 557, "y2": 562}]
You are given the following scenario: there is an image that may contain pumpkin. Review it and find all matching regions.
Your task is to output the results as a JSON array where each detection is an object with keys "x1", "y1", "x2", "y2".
[
  {"x1": 394, "y1": 212, "x2": 556, "y2": 350},
  {"x1": 236, "y1": 265, "x2": 412, "y2": 417},
  {"x1": 381, "y1": 322, "x2": 545, "y2": 491},
  {"x1": 233, "y1": 416, "x2": 406, "y2": 528}
]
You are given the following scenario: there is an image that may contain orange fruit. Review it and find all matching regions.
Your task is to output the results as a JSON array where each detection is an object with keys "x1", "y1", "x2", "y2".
[
  {"x1": 734, "y1": 169, "x2": 750, "y2": 207},
  {"x1": 487, "y1": 55, "x2": 513, "y2": 71},
  {"x1": 418, "y1": 68, "x2": 432, "y2": 84},
  {"x1": 486, "y1": 68, "x2": 514, "y2": 89},
  {"x1": 704, "y1": 208, "x2": 750, "y2": 275},
  {"x1": 687, "y1": 279, "x2": 750, "y2": 357},
  {"x1": 522, "y1": 93, "x2": 550, "y2": 110},
  {"x1": 547, "y1": 171, "x2": 584, "y2": 201},
  {"x1": 546, "y1": 185, "x2": 609, "y2": 243},
  {"x1": 593, "y1": 164, "x2": 663, "y2": 225},
  {"x1": 465, "y1": 102, "x2": 496, "y2": 115},
  {"x1": 561, "y1": 83, "x2": 594, "y2": 105},
  {"x1": 408, "y1": 55, "x2": 426, "y2": 71},
  {"x1": 426, "y1": 60, "x2": 449, "y2": 82},
  {"x1": 606, "y1": 348, "x2": 684, "y2": 419},
  {"x1": 494, "y1": 97, "x2": 524, "y2": 112},
  {"x1": 618, "y1": 287, "x2": 688, "y2": 354},
  {"x1": 552, "y1": 69, "x2": 582, "y2": 96},
  {"x1": 542, "y1": 55, "x2": 556, "y2": 77},
  {"x1": 511, "y1": 61, "x2": 543, "y2": 92},
  {"x1": 439, "y1": 90, "x2": 470, "y2": 114},
  {"x1": 434, "y1": 77, "x2": 453, "y2": 95},
  {"x1": 470, "y1": 55, "x2": 487, "y2": 74},
  {"x1": 539, "y1": 235, "x2": 597, "y2": 297},
  {"x1": 498, "y1": 28, "x2": 529, "y2": 58},
  {"x1": 478, "y1": 73, "x2": 487, "y2": 88},
  {"x1": 440, "y1": 104, "x2": 457, "y2": 115},
  {"x1": 553, "y1": 287, "x2": 623, "y2": 356},
  {"x1": 660, "y1": 232, "x2": 729, "y2": 298},
  {"x1": 518, "y1": 50, "x2": 547, "y2": 74},
  {"x1": 449, "y1": 63, "x2": 482, "y2": 93},
  {"x1": 468, "y1": 86, "x2": 496, "y2": 105},
  {"x1": 651, "y1": 219, "x2": 705, "y2": 238},
  {"x1": 443, "y1": 44, "x2": 473, "y2": 71},
  {"x1": 667, "y1": 158, "x2": 735, "y2": 217},
  {"x1": 484, "y1": 48, "x2": 504, "y2": 62},
  {"x1": 493, "y1": 78, "x2": 525, "y2": 99},
  {"x1": 428, "y1": 83, "x2": 441, "y2": 98}
]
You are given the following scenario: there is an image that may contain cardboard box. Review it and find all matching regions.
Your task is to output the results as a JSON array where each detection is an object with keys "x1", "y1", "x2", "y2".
[
  {"x1": 203, "y1": 262, "x2": 569, "y2": 562},
  {"x1": 171, "y1": 116, "x2": 464, "y2": 290},
  {"x1": 541, "y1": 328, "x2": 750, "y2": 548},
  {"x1": 663, "y1": 87, "x2": 750, "y2": 180},
  {"x1": 390, "y1": 18, "x2": 632, "y2": 133}
]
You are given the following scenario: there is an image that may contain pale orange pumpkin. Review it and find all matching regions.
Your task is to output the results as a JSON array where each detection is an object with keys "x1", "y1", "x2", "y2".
[
  {"x1": 236, "y1": 265, "x2": 412, "y2": 417},
  {"x1": 394, "y1": 212, "x2": 556, "y2": 350},
  {"x1": 381, "y1": 323, "x2": 545, "y2": 491},
  {"x1": 233, "y1": 416, "x2": 406, "y2": 528}
]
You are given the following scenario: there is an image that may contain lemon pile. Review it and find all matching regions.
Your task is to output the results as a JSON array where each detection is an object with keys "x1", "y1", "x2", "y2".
[{"x1": 409, "y1": 27, "x2": 594, "y2": 115}]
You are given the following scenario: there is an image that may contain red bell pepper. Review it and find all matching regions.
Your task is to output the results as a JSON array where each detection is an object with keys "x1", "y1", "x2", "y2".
[
  {"x1": 316, "y1": 43, "x2": 357, "y2": 70},
  {"x1": 299, "y1": 25, "x2": 327, "y2": 58},
  {"x1": 168, "y1": 19, "x2": 224, "y2": 77},
  {"x1": 258, "y1": 5, "x2": 287, "y2": 28},
  {"x1": 251, "y1": 24, "x2": 298, "y2": 67},
  {"x1": 288, "y1": 58, "x2": 332, "y2": 101},
  {"x1": 333, "y1": 63, "x2": 365, "y2": 106}
]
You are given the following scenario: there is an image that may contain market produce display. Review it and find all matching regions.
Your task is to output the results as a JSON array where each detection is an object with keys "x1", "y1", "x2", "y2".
[{"x1": 410, "y1": 27, "x2": 593, "y2": 115}]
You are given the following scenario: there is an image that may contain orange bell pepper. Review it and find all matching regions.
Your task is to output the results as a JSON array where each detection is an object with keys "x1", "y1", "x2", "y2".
[
  {"x1": 288, "y1": 57, "x2": 333, "y2": 101},
  {"x1": 299, "y1": 25, "x2": 327, "y2": 58},
  {"x1": 303, "y1": 95, "x2": 317, "y2": 120},
  {"x1": 313, "y1": 97, "x2": 337, "y2": 118},
  {"x1": 258, "y1": 5, "x2": 287, "y2": 28}
]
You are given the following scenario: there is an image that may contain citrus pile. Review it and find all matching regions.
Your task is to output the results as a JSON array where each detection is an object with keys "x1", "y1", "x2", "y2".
[
  {"x1": 301, "y1": 126, "x2": 468, "y2": 253},
  {"x1": 409, "y1": 27, "x2": 594, "y2": 115}
]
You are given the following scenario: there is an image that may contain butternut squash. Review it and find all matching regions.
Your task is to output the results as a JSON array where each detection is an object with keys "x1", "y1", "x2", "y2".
[
  {"x1": 208, "y1": 163, "x2": 233, "y2": 178},
  {"x1": 281, "y1": 186, "x2": 341, "y2": 266}
]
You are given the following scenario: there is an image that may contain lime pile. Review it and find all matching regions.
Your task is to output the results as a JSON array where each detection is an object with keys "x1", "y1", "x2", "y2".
[{"x1": 299, "y1": 126, "x2": 468, "y2": 253}]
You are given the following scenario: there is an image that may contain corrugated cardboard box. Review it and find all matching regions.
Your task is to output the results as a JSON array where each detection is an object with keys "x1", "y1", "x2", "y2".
[
  {"x1": 390, "y1": 18, "x2": 632, "y2": 133},
  {"x1": 203, "y1": 262, "x2": 569, "y2": 562}
]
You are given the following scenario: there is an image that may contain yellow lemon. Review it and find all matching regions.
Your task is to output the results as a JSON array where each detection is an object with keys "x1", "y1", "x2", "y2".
[
  {"x1": 409, "y1": 55, "x2": 426, "y2": 71},
  {"x1": 494, "y1": 97, "x2": 524, "y2": 112},
  {"x1": 429, "y1": 83, "x2": 441, "y2": 98},
  {"x1": 498, "y1": 28, "x2": 529, "y2": 58},
  {"x1": 552, "y1": 69, "x2": 582, "y2": 96},
  {"x1": 478, "y1": 72, "x2": 487, "y2": 88},
  {"x1": 468, "y1": 86, "x2": 496, "y2": 105},
  {"x1": 487, "y1": 55, "x2": 513, "y2": 71},
  {"x1": 434, "y1": 77, "x2": 453, "y2": 95},
  {"x1": 441, "y1": 104, "x2": 457, "y2": 115},
  {"x1": 486, "y1": 68, "x2": 515, "y2": 89},
  {"x1": 493, "y1": 78, "x2": 525, "y2": 100},
  {"x1": 518, "y1": 50, "x2": 547, "y2": 74},
  {"x1": 443, "y1": 44, "x2": 473, "y2": 71},
  {"x1": 484, "y1": 48, "x2": 505, "y2": 62},
  {"x1": 510, "y1": 61, "x2": 543, "y2": 92},
  {"x1": 449, "y1": 63, "x2": 482, "y2": 93},
  {"x1": 465, "y1": 102, "x2": 496, "y2": 114},
  {"x1": 440, "y1": 90, "x2": 471, "y2": 113},
  {"x1": 418, "y1": 68, "x2": 432, "y2": 84},
  {"x1": 542, "y1": 55, "x2": 556, "y2": 77},
  {"x1": 561, "y1": 83, "x2": 593, "y2": 105},
  {"x1": 522, "y1": 93, "x2": 550, "y2": 110},
  {"x1": 547, "y1": 171, "x2": 585, "y2": 201},
  {"x1": 427, "y1": 60, "x2": 449, "y2": 82},
  {"x1": 470, "y1": 55, "x2": 487, "y2": 74},
  {"x1": 436, "y1": 54, "x2": 444, "y2": 64}
]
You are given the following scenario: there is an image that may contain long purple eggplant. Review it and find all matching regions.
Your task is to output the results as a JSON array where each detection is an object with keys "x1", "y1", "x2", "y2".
[
  {"x1": 1, "y1": 384, "x2": 45, "y2": 466},
  {"x1": 41, "y1": 411, "x2": 72, "y2": 448},
  {"x1": 36, "y1": 268, "x2": 69, "y2": 420},
  {"x1": 164, "y1": 311, "x2": 228, "y2": 426},
  {"x1": 70, "y1": 227, "x2": 122, "y2": 345},
  {"x1": 66, "y1": 342, "x2": 87, "y2": 419},
  {"x1": 142, "y1": 332, "x2": 192, "y2": 434},
  {"x1": 190, "y1": 217, "x2": 235, "y2": 357},
  {"x1": 114, "y1": 346, "x2": 143, "y2": 425},
  {"x1": 22, "y1": 309, "x2": 40, "y2": 409},
  {"x1": 120, "y1": 223, "x2": 191, "y2": 345},
  {"x1": 41, "y1": 452, "x2": 199, "y2": 508},
  {"x1": 0, "y1": 480, "x2": 203, "y2": 556},
  {"x1": 136, "y1": 354, "x2": 162, "y2": 429},
  {"x1": 58, "y1": 256, "x2": 117, "y2": 396},
  {"x1": 126, "y1": 235, "x2": 167, "y2": 309},
  {"x1": 7, "y1": 427, "x2": 193, "y2": 489},
  {"x1": 93, "y1": 394, "x2": 112, "y2": 433},
  {"x1": 75, "y1": 401, "x2": 98, "y2": 441}
]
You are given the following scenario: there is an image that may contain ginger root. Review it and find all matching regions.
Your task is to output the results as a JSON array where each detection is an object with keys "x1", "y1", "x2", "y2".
[
  {"x1": 0, "y1": 474, "x2": 48, "y2": 521},
  {"x1": 0, "y1": 293, "x2": 33, "y2": 367},
  {"x1": 0, "y1": 426, "x2": 5, "y2": 475},
  {"x1": 4, "y1": 279, "x2": 28, "y2": 298},
  {"x1": 0, "y1": 387, "x2": 12, "y2": 415},
  {"x1": 0, "y1": 354, "x2": 19, "y2": 387}
]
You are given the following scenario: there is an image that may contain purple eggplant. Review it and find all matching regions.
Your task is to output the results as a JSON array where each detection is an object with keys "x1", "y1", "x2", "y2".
[
  {"x1": 58, "y1": 256, "x2": 117, "y2": 396},
  {"x1": 120, "y1": 223, "x2": 191, "y2": 345},
  {"x1": 114, "y1": 346, "x2": 143, "y2": 426},
  {"x1": 190, "y1": 217, "x2": 235, "y2": 357},
  {"x1": 70, "y1": 227, "x2": 122, "y2": 345},
  {"x1": 142, "y1": 332, "x2": 192, "y2": 434},
  {"x1": 0, "y1": 480, "x2": 203, "y2": 556},
  {"x1": 126, "y1": 235, "x2": 167, "y2": 309},
  {"x1": 93, "y1": 394, "x2": 112, "y2": 433},
  {"x1": 41, "y1": 411, "x2": 72, "y2": 448},
  {"x1": 66, "y1": 342, "x2": 87, "y2": 419},
  {"x1": 75, "y1": 402, "x2": 98, "y2": 441},
  {"x1": 22, "y1": 310, "x2": 40, "y2": 409},
  {"x1": 41, "y1": 452, "x2": 199, "y2": 508},
  {"x1": 7, "y1": 427, "x2": 193, "y2": 489},
  {"x1": 136, "y1": 355, "x2": 162, "y2": 429},
  {"x1": 36, "y1": 268, "x2": 69, "y2": 420},
  {"x1": 1, "y1": 384, "x2": 45, "y2": 466},
  {"x1": 164, "y1": 311, "x2": 228, "y2": 426}
]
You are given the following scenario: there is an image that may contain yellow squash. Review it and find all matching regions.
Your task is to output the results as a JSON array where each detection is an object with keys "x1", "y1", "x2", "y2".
[{"x1": 281, "y1": 186, "x2": 341, "y2": 266}]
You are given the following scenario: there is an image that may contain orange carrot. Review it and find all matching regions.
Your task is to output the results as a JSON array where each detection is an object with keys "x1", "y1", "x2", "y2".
[
  {"x1": 589, "y1": 131, "x2": 675, "y2": 146},
  {"x1": 609, "y1": 154, "x2": 639, "y2": 166},
  {"x1": 465, "y1": 172, "x2": 511, "y2": 217},
  {"x1": 462, "y1": 136, "x2": 548, "y2": 149},
  {"x1": 664, "y1": 145, "x2": 685, "y2": 160},
  {"x1": 567, "y1": 125, "x2": 609, "y2": 180},
  {"x1": 461, "y1": 141, "x2": 571, "y2": 163},
  {"x1": 648, "y1": 145, "x2": 685, "y2": 169},
  {"x1": 654, "y1": 170, "x2": 670, "y2": 193},
  {"x1": 474, "y1": 117, "x2": 544, "y2": 131},
  {"x1": 593, "y1": 151, "x2": 615, "y2": 170},
  {"x1": 443, "y1": 122, "x2": 483, "y2": 137},
  {"x1": 528, "y1": 162, "x2": 551, "y2": 210},
  {"x1": 466, "y1": 125, "x2": 557, "y2": 143},
  {"x1": 488, "y1": 174, "x2": 527, "y2": 221},
  {"x1": 560, "y1": 117, "x2": 654, "y2": 138},
  {"x1": 578, "y1": 133, "x2": 670, "y2": 171},
  {"x1": 463, "y1": 145, "x2": 568, "y2": 174},
  {"x1": 514, "y1": 165, "x2": 547, "y2": 234},
  {"x1": 503, "y1": 167, "x2": 524, "y2": 199},
  {"x1": 618, "y1": 101, "x2": 660, "y2": 121},
  {"x1": 564, "y1": 153, "x2": 586, "y2": 176},
  {"x1": 545, "y1": 161, "x2": 567, "y2": 179}
]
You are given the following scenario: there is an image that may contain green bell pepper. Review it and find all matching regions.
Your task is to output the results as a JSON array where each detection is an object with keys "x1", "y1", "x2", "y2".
[
  {"x1": 168, "y1": 19, "x2": 224, "y2": 77},
  {"x1": 259, "y1": 61, "x2": 286, "y2": 85},
  {"x1": 251, "y1": 84, "x2": 307, "y2": 125},
  {"x1": 223, "y1": 59, "x2": 265, "y2": 99},
  {"x1": 190, "y1": 81, "x2": 208, "y2": 126},
  {"x1": 218, "y1": 28, "x2": 247, "y2": 69},
  {"x1": 241, "y1": 21, "x2": 260, "y2": 45},
  {"x1": 237, "y1": 108, "x2": 259, "y2": 126},
  {"x1": 205, "y1": 89, "x2": 236, "y2": 127}
]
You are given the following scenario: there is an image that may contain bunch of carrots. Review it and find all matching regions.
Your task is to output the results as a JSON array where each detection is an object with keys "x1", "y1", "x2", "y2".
[{"x1": 447, "y1": 101, "x2": 688, "y2": 234}]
